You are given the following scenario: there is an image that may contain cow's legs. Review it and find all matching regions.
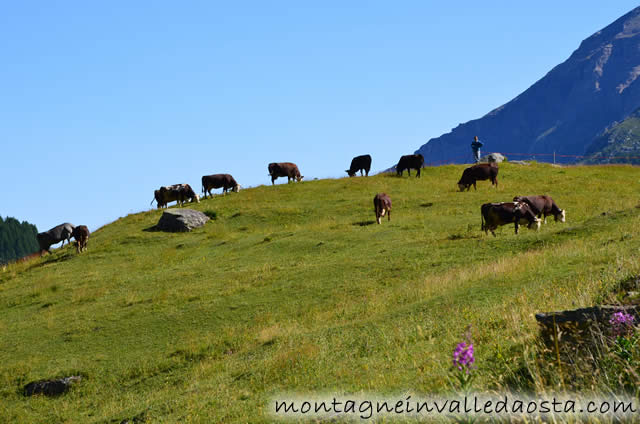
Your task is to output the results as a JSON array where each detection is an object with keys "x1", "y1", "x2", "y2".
[
  {"x1": 473, "y1": 182, "x2": 477, "y2": 191},
  {"x1": 417, "y1": 167, "x2": 421, "y2": 177},
  {"x1": 387, "y1": 209, "x2": 391, "y2": 221},
  {"x1": 514, "y1": 222, "x2": 519, "y2": 234},
  {"x1": 271, "y1": 176, "x2": 276, "y2": 185}
]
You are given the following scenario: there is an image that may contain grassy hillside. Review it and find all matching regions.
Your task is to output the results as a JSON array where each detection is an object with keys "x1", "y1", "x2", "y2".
[{"x1": 2, "y1": 163, "x2": 640, "y2": 423}]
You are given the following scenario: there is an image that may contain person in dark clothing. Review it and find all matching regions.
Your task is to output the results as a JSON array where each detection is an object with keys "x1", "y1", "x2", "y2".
[{"x1": 471, "y1": 136, "x2": 484, "y2": 163}]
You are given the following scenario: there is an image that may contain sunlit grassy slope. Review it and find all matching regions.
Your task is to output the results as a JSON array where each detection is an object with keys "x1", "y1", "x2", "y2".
[{"x1": 2, "y1": 163, "x2": 640, "y2": 422}]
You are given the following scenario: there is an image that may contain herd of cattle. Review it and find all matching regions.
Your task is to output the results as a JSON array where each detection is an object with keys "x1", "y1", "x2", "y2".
[
  {"x1": 373, "y1": 158, "x2": 566, "y2": 237},
  {"x1": 34, "y1": 153, "x2": 567, "y2": 257}
]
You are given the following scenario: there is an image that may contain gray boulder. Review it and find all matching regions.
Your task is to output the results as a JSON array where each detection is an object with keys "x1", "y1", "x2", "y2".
[
  {"x1": 481, "y1": 152, "x2": 506, "y2": 163},
  {"x1": 156, "y1": 209, "x2": 209, "y2": 232}
]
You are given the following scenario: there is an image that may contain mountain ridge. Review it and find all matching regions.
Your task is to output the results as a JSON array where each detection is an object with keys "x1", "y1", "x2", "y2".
[{"x1": 416, "y1": 6, "x2": 640, "y2": 164}]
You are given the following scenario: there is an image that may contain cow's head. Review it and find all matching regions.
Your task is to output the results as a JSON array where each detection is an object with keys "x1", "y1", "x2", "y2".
[
  {"x1": 555, "y1": 209, "x2": 566, "y2": 223},
  {"x1": 192, "y1": 194, "x2": 200, "y2": 203},
  {"x1": 529, "y1": 217, "x2": 541, "y2": 231},
  {"x1": 346, "y1": 169, "x2": 356, "y2": 177},
  {"x1": 297, "y1": 175, "x2": 304, "y2": 182},
  {"x1": 232, "y1": 184, "x2": 241, "y2": 193}
]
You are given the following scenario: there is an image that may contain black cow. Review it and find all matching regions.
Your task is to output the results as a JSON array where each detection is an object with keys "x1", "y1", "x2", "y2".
[
  {"x1": 481, "y1": 202, "x2": 540, "y2": 236},
  {"x1": 72, "y1": 225, "x2": 90, "y2": 253},
  {"x1": 37, "y1": 223, "x2": 75, "y2": 254},
  {"x1": 202, "y1": 174, "x2": 241, "y2": 198},
  {"x1": 346, "y1": 154, "x2": 372, "y2": 177},
  {"x1": 513, "y1": 195, "x2": 566, "y2": 224},
  {"x1": 458, "y1": 163, "x2": 499, "y2": 191},
  {"x1": 396, "y1": 154, "x2": 424, "y2": 177},
  {"x1": 373, "y1": 193, "x2": 392, "y2": 224},
  {"x1": 268, "y1": 162, "x2": 303, "y2": 185}
]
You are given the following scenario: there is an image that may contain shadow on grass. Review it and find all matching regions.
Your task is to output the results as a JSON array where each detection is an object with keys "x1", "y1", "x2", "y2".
[
  {"x1": 41, "y1": 251, "x2": 75, "y2": 265},
  {"x1": 352, "y1": 220, "x2": 376, "y2": 226},
  {"x1": 420, "y1": 202, "x2": 434, "y2": 208}
]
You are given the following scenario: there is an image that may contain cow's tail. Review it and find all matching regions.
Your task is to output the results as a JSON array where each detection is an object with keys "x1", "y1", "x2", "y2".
[
  {"x1": 150, "y1": 196, "x2": 156, "y2": 206},
  {"x1": 481, "y1": 209, "x2": 485, "y2": 232}
]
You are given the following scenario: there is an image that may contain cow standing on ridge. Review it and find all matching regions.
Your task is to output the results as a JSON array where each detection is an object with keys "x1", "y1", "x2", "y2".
[
  {"x1": 202, "y1": 174, "x2": 241, "y2": 198},
  {"x1": 72, "y1": 225, "x2": 90, "y2": 253},
  {"x1": 458, "y1": 163, "x2": 499, "y2": 191},
  {"x1": 346, "y1": 154, "x2": 372, "y2": 177},
  {"x1": 151, "y1": 184, "x2": 200, "y2": 208},
  {"x1": 396, "y1": 154, "x2": 424, "y2": 177},
  {"x1": 373, "y1": 193, "x2": 392, "y2": 224},
  {"x1": 37, "y1": 223, "x2": 75, "y2": 254},
  {"x1": 268, "y1": 162, "x2": 303, "y2": 184}
]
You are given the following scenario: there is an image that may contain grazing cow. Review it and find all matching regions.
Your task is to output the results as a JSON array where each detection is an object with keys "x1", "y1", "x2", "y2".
[
  {"x1": 396, "y1": 154, "x2": 424, "y2": 177},
  {"x1": 346, "y1": 154, "x2": 372, "y2": 177},
  {"x1": 202, "y1": 174, "x2": 241, "y2": 198},
  {"x1": 458, "y1": 163, "x2": 499, "y2": 191},
  {"x1": 268, "y1": 162, "x2": 303, "y2": 185},
  {"x1": 151, "y1": 184, "x2": 200, "y2": 208},
  {"x1": 373, "y1": 193, "x2": 392, "y2": 224},
  {"x1": 72, "y1": 225, "x2": 90, "y2": 253},
  {"x1": 36, "y1": 223, "x2": 75, "y2": 254},
  {"x1": 513, "y1": 195, "x2": 566, "y2": 224},
  {"x1": 481, "y1": 202, "x2": 540, "y2": 236}
]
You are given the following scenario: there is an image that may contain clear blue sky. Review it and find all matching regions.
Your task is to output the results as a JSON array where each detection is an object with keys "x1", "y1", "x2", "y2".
[{"x1": 2, "y1": 1, "x2": 638, "y2": 233}]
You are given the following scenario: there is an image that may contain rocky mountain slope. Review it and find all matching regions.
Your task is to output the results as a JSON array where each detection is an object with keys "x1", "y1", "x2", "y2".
[{"x1": 417, "y1": 7, "x2": 640, "y2": 164}]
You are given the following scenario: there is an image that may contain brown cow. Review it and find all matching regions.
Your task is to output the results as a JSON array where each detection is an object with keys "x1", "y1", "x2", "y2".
[
  {"x1": 458, "y1": 163, "x2": 499, "y2": 191},
  {"x1": 481, "y1": 202, "x2": 540, "y2": 236},
  {"x1": 373, "y1": 193, "x2": 392, "y2": 224},
  {"x1": 268, "y1": 162, "x2": 303, "y2": 184},
  {"x1": 151, "y1": 184, "x2": 200, "y2": 208},
  {"x1": 72, "y1": 225, "x2": 90, "y2": 253},
  {"x1": 202, "y1": 174, "x2": 240, "y2": 198},
  {"x1": 513, "y1": 195, "x2": 566, "y2": 224}
]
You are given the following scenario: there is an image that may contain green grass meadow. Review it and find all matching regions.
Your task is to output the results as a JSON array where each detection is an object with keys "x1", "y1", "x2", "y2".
[{"x1": 2, "y1": 163, "x2": 640, "y2": 422}]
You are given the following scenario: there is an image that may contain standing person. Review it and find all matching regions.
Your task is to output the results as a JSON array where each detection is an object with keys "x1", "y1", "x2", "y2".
[{"x1": 471, "y1": 136, "x2": 484, "y2": 163}]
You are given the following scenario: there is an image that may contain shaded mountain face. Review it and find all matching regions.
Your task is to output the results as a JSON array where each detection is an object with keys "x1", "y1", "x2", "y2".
[{"x1": 417, "y1": 7, "x2": 640, "y2": 164}]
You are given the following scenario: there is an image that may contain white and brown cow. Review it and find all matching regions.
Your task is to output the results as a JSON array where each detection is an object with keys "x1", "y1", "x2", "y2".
[
  {"x1": 373, "y1": 193, "x2": 392, "y2": 224},
  {"x1": 481, "y1": 202, "x2": 540, "y2": 236},
  {"x1": 513, "y1": 195, "x2": 566, "y2": 224}
]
